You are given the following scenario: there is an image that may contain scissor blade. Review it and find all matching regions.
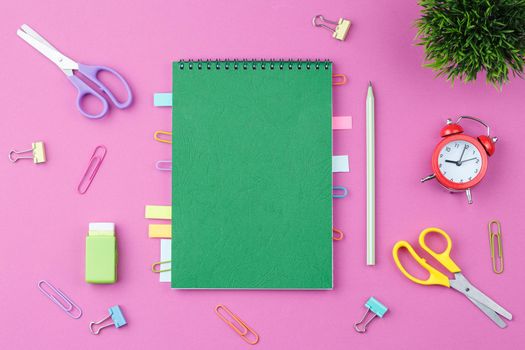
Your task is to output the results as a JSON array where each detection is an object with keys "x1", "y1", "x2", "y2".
[
  {"x1": 17, "y1": 28, "x2": 78, "y2": 72},
  {"x1": 19, "y1": 24, "x2": 57, "y2": 50},
  {"x1": 466, "y1": 296, "x2": 507, "y2": 328},
  {"x1": 450, "y1": 273, "x2": 513, "y2": 321},
  {"x1": 464, "y1": 283, "x2": 513, "y2": 320}
]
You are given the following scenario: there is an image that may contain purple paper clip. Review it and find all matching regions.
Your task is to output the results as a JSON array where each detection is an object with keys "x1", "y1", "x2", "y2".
[
  {"x1": 77, "y1": 145, "x2": 107, "y2": 194},
  {"x1": 155, "y1": 160, "x2": 172, "y2": 171},
  {"x1": 38, "y1": 280, "x2": 82, "y2": 319}
]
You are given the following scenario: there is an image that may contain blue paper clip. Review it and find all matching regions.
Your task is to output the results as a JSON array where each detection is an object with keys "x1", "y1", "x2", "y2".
[
  {"x1": 333, "y1": 186, "x2": 349, "y2": 198},
  {"x1": 89, "y1": 305, "x2": 127, "y2": 335},
  {"x1": 353, "y1": 297, "x2": 388, "y2": 333}
]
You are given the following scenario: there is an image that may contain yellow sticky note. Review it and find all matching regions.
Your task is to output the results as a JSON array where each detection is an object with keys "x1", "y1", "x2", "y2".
[
  {"x1": 145, "y1": 205, "x2": 171, "y2": 220},
  {"x1": 149, "y1": 224, "x2": 172, "y2": 238}
]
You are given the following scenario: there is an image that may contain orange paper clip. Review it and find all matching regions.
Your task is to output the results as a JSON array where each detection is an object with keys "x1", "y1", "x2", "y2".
[
  {"x1": 77, "y1": 145, "x2": 107, "y2": 194},
  {"x1": 154, "y1": 130, "x2": 172, "y2": 144},
  {"x1": 215, "y1": 305, "x2": 259, "y2": 345},
  {"x1": 332, "y1": 74, "x2": 347, "y2": 86},
  {"x1": 333, "y1": 227, "x2": 344, "y2": 241},
  {"x1": 151, "y1": 260, "x2": 171, "y2": 273}
]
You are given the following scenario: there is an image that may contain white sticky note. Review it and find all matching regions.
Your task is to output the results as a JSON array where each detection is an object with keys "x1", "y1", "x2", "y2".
[
  {"x1": 160, "y1": 239, "x2": 171, "y2": 283},
  {"x1": 332, "y1": 155, "x2": 350, "y2": 173}
]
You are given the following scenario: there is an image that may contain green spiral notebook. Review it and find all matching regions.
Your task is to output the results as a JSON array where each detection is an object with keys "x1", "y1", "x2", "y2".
[{"x1": 172, "y1": 60, "x2": 333, "y2": 289}]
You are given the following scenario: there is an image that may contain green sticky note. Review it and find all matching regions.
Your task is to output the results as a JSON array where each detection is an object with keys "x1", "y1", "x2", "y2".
[
  {"x1": 172, "y1": 60, "x2": 333, "y2": 289},
  {"x1": 85, "y1": 236, "x2": 117, "y2": 284}
]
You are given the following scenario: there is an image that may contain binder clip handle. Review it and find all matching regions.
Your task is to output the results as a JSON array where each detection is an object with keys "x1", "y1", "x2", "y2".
[
  {"x1": 312, "y1": 15, "x2": 351, "y2": 41},
  {"x1": 8, "y1": 141, "x2": 46, "y2": 163},
  {"x1": 312, "y1": 15, "x2": 337, "y2": 27},
  {"x1": 89, "y1": 305, "x2": 127, "y2": 335},
  {"x1": 8, "y1": 148, "x2": 32, "y2": 162},
  {"x1": 353, "y1": 297, "x2": 388, "y2": 333}
]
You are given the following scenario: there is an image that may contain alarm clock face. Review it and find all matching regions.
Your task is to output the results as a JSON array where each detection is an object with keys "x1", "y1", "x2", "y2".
[
  {"x1": 432, "y1": 134, "x2": 489, "y2": 191},
  {"x1": 437, "y1": 139, "x2": 483, "y2": 183},
  {"x1": 432, "y1": 134, "x2": 488, "y2": 191}
]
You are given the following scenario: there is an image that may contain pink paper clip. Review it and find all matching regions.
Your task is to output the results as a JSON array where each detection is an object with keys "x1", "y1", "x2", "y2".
[{"x1": 77, "y1": 145, "x2": 107, "y2": 194}]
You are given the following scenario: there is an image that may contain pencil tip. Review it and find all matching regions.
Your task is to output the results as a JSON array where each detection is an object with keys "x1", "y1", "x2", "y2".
[{"x1": 368, "y1": 81, "x2": 372, "y2": 87}]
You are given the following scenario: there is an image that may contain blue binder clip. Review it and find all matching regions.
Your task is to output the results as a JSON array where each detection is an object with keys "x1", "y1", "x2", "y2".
[
  {"x1": 353, "y1": 297, "x2": 388, "y2": 333},
  {"x1": 89, "y1": 305, "x2": 127, "y2": 335}
]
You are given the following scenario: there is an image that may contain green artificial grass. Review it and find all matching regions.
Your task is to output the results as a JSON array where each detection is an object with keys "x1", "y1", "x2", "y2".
[{"x1": 416, "y1": 0, "x2": 525, "y2": 86}]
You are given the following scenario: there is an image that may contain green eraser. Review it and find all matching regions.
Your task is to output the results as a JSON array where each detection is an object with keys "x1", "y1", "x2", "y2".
[{"x1": 85, "y1": 235, "x2": 117, "y2": 284}]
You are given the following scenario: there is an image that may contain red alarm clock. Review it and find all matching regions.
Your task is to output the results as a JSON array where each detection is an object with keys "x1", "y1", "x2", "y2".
[{"x1": 421, "y1": 116, "x2": 497, "y2": 204}]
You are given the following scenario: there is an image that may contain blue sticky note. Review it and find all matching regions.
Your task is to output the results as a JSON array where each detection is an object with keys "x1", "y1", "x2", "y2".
[{"x1": 153, "y1": 93, "x2": 172, "y2": 107}]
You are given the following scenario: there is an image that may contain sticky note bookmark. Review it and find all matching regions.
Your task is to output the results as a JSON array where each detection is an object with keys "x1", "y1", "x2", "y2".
[
  {"x1": 333, "y1": 116, "x2": 352, "y2": 130},
  {"x1": 154, "y1": 92, "x2": 353, "y2": 131},
  {"x1": 149, "y1": 224, "x2": 171, "y2": 238},
  {"x1": 154, "y1": 93, "x2": 172, "y2": 107},
  {"x1": 145, "y1": 205, "x2": 171, "y2": 220},
  {"x1": 153, "y1": 93, "x2": 172, "y2": 107},
  {"x1": 160, "y1": 239, "x2": 171, "y2": 283},
  {"x1": 333, "y1": 155, "x2": 350, "y2": 173}
]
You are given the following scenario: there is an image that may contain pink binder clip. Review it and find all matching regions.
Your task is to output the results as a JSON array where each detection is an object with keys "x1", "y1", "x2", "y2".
[{"x1": 77, "y1": 145, "x2": 107, "y2": 194}]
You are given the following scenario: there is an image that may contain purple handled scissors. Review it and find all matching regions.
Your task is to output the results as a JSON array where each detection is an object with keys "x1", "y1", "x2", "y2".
[{"x1": 17, "y1": 24, "x2": 132, "y2": 119}]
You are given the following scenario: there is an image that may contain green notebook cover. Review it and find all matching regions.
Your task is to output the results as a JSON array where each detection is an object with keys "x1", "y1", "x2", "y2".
[{"x1": 172, "y1": 60, "x2": 333, "y2": 289}]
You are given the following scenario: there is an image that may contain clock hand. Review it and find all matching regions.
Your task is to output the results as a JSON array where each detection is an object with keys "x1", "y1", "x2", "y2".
[
  {"x1": 445, "y1": 159, "x2": 458, "y2": 164},
  {"x1": 461, "y1": 157, "x2": 478, "y2": 163},
  {"x1": 458, "y1": 145, "x2": 467, "y2": 163}
]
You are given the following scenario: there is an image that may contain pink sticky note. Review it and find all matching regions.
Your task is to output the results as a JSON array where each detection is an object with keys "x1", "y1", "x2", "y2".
[{"x1": 333, "y1": 116, "x2": 352, "y2": 130}]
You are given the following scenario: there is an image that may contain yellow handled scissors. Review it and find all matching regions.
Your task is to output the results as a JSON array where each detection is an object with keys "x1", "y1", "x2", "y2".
[{"x1": 392, "y1": 227, "x2": 512, "y2": 328}]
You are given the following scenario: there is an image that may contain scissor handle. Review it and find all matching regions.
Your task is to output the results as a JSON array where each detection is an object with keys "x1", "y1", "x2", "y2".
[
  {"x1": 68, "y1": 75, "x2": 109, "y2": 119},
  {"x1": 392, "y1": 241, "x2": 450, "y2": 287},
  {"x1": 419, "y1": 227, "x2": 461, "y2": 273},
  {"x1": 77, "y1": 63, "x2": 133, "y2": 110}
]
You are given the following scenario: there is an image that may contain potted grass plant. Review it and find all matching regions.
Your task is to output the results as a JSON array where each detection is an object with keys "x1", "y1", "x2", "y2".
[{"x1": 416, "y1": 0, "x2": 525, "y2": 86}]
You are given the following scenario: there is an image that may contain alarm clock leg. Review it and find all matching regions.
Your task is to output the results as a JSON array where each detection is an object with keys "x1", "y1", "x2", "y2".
[
  {"x1": 421, "y1": 174, "x2": 436, "y2": 183},
  {"x1": 466, "y1": 188, "x2": 473, "y2": 204}
]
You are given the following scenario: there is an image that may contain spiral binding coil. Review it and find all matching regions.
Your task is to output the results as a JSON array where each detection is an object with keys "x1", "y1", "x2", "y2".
[{"x1": 177, "y1": 59, "x2": 332, "y2": 70}]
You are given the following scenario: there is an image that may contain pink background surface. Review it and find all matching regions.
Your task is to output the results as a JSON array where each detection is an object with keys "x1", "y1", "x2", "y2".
[{"x1": 1, "y1": 0, "x2": 524, "y2": 349}]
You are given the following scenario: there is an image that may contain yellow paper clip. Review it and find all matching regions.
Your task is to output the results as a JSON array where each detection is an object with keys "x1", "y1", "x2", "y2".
[
  {"x1": 488, "y1": 220, "x2": 504, "y2": 274},
  {"x1": 154, "y1": 130, "x2": 172, "y2": 144},
  {"x1": 312, "y1": 15, "x2": 351, "y2": 41},
  {"x1": 9, "y1": 141, "x2": 46, "y2": 164},
  {"x1": 215, "y1": 305, "x2": 259, "y2": 345},
  {"x1": 332, "y1": 74, "x2": 348, "y2": 86},
  {"x1": 333, "y1": 227, "x2": 344, "y2": 241},
  {"x1": 152, "y1": 260, "x2": 171, "y2": 273}
]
